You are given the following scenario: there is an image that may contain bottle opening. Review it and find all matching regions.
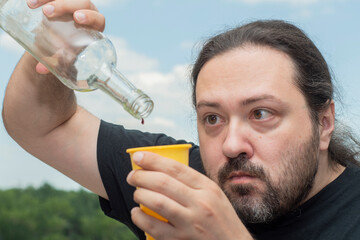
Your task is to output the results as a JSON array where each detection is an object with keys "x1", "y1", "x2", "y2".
[{"x1": 130, "y1": 94, "x2": 154, "y2": 119}]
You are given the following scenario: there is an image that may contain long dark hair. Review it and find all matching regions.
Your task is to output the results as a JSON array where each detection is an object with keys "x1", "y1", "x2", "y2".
[{"x1": 191, "y1": 20, "x2": 360, "y2": 166}]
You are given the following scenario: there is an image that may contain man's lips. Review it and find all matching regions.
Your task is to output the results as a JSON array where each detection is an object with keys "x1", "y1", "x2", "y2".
[{"x1": 227, "y1": 171, "x2": 258, "y2": 184}]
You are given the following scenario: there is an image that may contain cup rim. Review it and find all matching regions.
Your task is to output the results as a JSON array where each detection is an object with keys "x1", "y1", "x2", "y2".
[{"x1": 126, "y1": 144, "x2": 192, "y2": 153}]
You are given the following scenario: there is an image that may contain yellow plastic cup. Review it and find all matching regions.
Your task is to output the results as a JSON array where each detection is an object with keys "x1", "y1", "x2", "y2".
[{"x1": 126, "y1": 144, "x2": 192, "y2": 240}]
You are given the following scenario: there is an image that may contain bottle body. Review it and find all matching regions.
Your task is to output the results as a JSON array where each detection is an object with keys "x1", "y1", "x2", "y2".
[{"x1": 0, "y1": 0, "x2": 153, "y2": 119}]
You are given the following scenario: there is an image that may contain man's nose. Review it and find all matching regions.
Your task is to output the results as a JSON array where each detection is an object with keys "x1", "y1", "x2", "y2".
[{"x1": 222, "y1": 119, "x2": 254, "y2": 160}]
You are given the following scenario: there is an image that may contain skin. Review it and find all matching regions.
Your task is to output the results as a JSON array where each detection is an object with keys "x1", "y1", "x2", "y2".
[
  {"x1": 195, "y1": 45, "x2": 345, "y2": 222},
  {"x1": 2, "y1": 1, "x2": 345, "y2": 239}
]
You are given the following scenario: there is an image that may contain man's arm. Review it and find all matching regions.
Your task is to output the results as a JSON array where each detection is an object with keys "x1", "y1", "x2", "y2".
[{"x1": 2, "y1": 0, "x2": 107, "y2": 199}]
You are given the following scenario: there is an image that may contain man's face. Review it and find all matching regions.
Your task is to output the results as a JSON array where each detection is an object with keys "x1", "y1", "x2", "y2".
[{"x1": 195, "y1": 45, "x2": 320, "y2": 223}]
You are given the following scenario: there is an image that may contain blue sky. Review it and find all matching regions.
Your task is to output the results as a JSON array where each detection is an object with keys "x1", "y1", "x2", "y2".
[{"x1": 1, "y1": 0, "x2": 360, "y2": 190}]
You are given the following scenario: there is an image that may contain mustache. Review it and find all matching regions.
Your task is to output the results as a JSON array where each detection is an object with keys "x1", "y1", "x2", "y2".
[{"x1": 218, "y1": 154, "x2": 267, "y2": 186}]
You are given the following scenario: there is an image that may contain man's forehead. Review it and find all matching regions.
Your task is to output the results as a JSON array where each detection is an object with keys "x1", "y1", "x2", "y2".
[{"x1": 195, "y1": 45, "x2": 300, "y2": 105}]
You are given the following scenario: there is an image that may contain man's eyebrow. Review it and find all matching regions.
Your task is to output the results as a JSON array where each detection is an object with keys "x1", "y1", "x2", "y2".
[
  {"x1": 196, "y1": 101, "x2": 220, "y2": 110},
  {"x1": 196, "y1": 95, "x2": 288, "y2": 110},
  {"x1": 242, "y1": 94, "x2": 286, "y2": 106}
]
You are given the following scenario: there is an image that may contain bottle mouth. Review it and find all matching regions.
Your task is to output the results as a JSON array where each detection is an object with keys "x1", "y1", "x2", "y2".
[{"x1": 130, "y1": 94, "x2": 154, "y2": 119}]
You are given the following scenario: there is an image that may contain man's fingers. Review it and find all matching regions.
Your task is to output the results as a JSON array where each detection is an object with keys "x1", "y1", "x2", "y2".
[
  {"x1": 74, "y1": 10, "x2": 106, "y2": 32},
  {"x1": 132, "y1": 151, "x2": 208, "y2": 189},
  {"x1": 131, "y1": 207, "x2": 173, "y2": 240},
  {"x1": 134, "y1": 188, "x2": 187, "y2": 222},
  {"x1": 27, "y1": 0, "x2": 52, "y2": 9},
  {"x1": 28, "y1": 0, "x2": 97, "y2": 12},
  {"x1": 39, "y1": 0, "x2": 97, "y2": 17},
  {"x1": 37, "y1": 0, "x2": 105, "y2": 32},
  {"x1": 128, "y1": 170, "x2": 192, "y2": 207},
  {"x1": 35, "y1": 63, "x2": 50, "y2": 74},
  {"x1": 27, "y1": 0, "x2": 106, "y2": 70}
]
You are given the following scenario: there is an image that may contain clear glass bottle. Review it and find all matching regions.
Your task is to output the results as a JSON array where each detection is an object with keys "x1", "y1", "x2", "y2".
[{"x1": 0, "y1": 0, "x2": 154, "y2": 119}]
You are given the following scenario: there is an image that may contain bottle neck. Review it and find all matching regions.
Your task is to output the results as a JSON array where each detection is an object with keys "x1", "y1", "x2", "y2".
[{"x1": 92, "y1": 68, "x2": 154, "y2": 119}]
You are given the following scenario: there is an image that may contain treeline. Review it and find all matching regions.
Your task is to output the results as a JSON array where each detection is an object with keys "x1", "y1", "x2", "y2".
[{"x1": 0, "y1": 183, "x2": 137, "y2": 240}]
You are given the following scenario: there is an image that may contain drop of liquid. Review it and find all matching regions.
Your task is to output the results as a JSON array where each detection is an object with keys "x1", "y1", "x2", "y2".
[{"x1": 141, "y1": 118, "x2": 145, "y2": 125}]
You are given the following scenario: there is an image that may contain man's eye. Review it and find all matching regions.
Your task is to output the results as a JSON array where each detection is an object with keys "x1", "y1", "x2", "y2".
[
  {"x1": 252, "y1": 109, "x2": 271, "y2": 120},
  {"x1": 205, "y1": 115, "x2": 220, "y2": 125}
]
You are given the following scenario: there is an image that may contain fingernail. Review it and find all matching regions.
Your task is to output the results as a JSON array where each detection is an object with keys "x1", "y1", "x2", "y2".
[
  {"x1": 127, "y1": 170, "x2": 135, "y2": 182},
  {"x1": 133, "y1": 152, "x2": 144, "y2": 164},
  {"x1": 28, "y1": 0, "x2": 38, "y2": 7},
  {"x1": 43, "y1": 5, "x2": 55, "y2": 16},
  {"x1": 74, "y1": 11, "x2": 86, "y2": 22}
]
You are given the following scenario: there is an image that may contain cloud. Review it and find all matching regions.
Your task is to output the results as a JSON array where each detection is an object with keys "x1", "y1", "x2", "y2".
[
  {"x1": 181, "y1": 40, "x2": 196, "y2": 50},
  {"x1": 151, "y1": 117, "x2": 176, "y2": 128},
  {"x1": 0, "y1": 33, "x2": 24, "y2": 54},
  {"x1": 108, "y1": 36, "x2": 159, "y2": 74},
  {"x1": 129, "y1": 64, "x2": 193, "y2": 108}
]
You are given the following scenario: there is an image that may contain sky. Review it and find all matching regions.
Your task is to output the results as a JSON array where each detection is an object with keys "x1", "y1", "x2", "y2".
[{"x1": 1, "y1": 0, "x2": 360, "y2": 190}]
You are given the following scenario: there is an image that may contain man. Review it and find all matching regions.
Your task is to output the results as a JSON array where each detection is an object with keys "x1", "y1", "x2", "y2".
[{"x1": 3, "y1": 0, "x2": 360, "y2": 239}]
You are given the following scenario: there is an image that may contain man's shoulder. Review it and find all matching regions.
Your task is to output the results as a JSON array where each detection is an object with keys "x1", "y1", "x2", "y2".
[
  {"x1": 345, "y1": 161, "x2": 360, "y2": 176},
  {"x1": 337, "y1": 162, "x2": 360, "y2": 197}
]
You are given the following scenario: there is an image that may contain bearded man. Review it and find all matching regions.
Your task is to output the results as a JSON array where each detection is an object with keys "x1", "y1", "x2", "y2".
[{"x1": 3, "y1": 1, "x2": 360, "y2": 239}]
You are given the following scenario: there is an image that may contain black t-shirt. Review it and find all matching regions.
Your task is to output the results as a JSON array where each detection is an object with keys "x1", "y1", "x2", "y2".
[{"x1": 97, "y1": 120, "x2": 360, "y2": 240}]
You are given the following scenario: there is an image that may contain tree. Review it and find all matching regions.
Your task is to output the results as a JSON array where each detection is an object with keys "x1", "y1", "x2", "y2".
[{"x1": 0, "y1": 184, "x2": 137, "y2": 240}]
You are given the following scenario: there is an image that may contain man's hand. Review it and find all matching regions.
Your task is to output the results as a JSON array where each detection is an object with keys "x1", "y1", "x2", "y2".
[
  {"x1": 127, "y1": 151, "x2": 254, "y2": 240},
  {"x1": 27, "y1": 0, "x2": 105, "y2": 74}
]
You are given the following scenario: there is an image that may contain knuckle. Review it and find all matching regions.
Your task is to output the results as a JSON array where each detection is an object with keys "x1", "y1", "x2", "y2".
[
  {"x1": 149, "y1": 228, "x2": 167, "y2": 240},
  {"x1": 146, "y1": 219, "x2": 156, "y2": 230},
  {"x1": 154, "y1": 174, "x2": 169, "y2": 191},
  {"x1": 76, "y1": 0, "x2": 93, "y2": 9},
  {"x1": 166, "y1": 206, "x2": 182, "y2": 221},
  {"x1": 196, "y1": 198, "x2": 216, "y2": 218},
  {"x1": 152, "y1": 197, "x2": 166, "y2": 210},
  {"x1": 194, "y1": 223, "x2": 207, "y2": 235},
  {"x1": 60, "y1": 0, "x2": 92, "y2": 12},
  {"x1": 95, "y1": 13, "x2": 105, "y2": 22},
  {"x1": 168, "y1": 163, "x2": 183, "y2": 178},
  {"x1": 56, "y1": 0, "x2": 68, "y2": 12},
  {"x1": 89, "y1": 13, "x2": 105, "y2": 31},
  {"x1": 98, "y1": 14, "x2": 105, "y2": 28}
]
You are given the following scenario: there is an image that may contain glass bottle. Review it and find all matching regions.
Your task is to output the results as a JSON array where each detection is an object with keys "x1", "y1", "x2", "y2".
[{"x1": 0, "y1": 0, "x2": 154, "y2": 119}]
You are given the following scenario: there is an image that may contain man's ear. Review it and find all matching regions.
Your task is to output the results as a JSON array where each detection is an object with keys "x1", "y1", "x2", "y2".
[{"x1": 319, "y1": 100, "x2": 335, "y2": 151}]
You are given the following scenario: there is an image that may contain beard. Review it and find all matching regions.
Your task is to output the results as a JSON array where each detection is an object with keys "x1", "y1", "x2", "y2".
[{"x1": 216, "y1": 127, "x2": 320, "y2": 224}]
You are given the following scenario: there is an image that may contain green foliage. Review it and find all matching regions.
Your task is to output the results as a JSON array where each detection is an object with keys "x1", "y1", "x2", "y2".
[{"x1": 0, "y1": 183, "x2": 137, "y2": 240}]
